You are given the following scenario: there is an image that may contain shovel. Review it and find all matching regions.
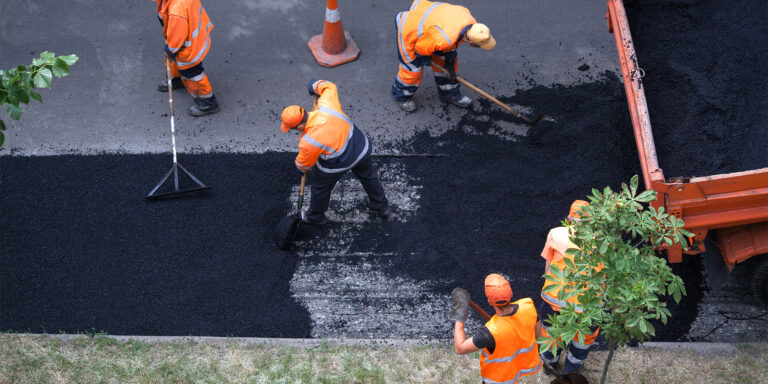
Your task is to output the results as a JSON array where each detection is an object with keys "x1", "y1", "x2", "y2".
[
  {"x1": 468, "y1": 299, "x2": 588, "y2": 384},
  {"x1": 274, "y1": 173, "x2": 307, "y2": 250},
  {"x1": 432, "y1": 63, "x2": 556, "y2": 126}
]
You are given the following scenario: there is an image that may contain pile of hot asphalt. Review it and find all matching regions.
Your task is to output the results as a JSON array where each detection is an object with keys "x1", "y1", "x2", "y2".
[
  {"x1": 627, "y1": 0, "x2": 768, "y2": 177},
  {"x1": 1, "y1": 72, "x2": 705, "y2": 340}
]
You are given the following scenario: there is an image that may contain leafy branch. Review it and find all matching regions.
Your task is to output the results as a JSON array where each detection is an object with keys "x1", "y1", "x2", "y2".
[{"x1": 0, "y1": 51, "x2": 79, "y2": 146}]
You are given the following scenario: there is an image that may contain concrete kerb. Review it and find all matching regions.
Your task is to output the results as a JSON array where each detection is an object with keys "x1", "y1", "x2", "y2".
[{"x1": 18, "y1": 334, "x2": 768, "y2": 355}]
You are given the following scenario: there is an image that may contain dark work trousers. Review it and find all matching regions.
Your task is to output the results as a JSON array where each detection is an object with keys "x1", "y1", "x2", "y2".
[{"x1": 306, "y1": 156, "x2": 389, "y2": 222}]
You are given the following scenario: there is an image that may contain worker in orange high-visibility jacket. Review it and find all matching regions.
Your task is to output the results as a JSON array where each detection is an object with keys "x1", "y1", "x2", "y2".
[
  {"x1": 392, "y1": 0, "x2": 496, "y2": 113},
  {"x1": 538, "y1": 200, "x2": 600, "y2": 375},
  {"x1": 452, "y1": 274, "x2": 542, "y2": 384},
  {"x1": 155, "y1": 0, "x2": 219, "y2": 117},
  {"x1": 280, "y1": 79, "x2": 390, "y2": 225}
]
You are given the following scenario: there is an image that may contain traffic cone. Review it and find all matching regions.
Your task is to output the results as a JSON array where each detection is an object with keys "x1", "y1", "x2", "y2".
[{"x1": 308, "y1": 0, "x2": 360, "y2": 67}]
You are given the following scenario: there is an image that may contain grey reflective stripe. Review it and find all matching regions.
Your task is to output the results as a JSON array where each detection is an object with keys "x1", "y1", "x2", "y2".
[
  {"x1": 438, "y1": 83, "x2": 459, "y2": 90},
  {"x1": 168, "y1": 46, "x2": 181, "y2": 53},
  {"x1": 176, "y1": 34, "x2": 210, "y2": 66},
  {"x1": 396, "y1": 12, "x2": 413, "y2": 63},
  {"x1": 482, "y1": 340, "x2": 537, "y2": 364},
  {"x1": 316, "y1": 137, "x2": 369, "y2": 174},
  {"x1": 182, "y1": 73, "x2": 205, "y2": 82},
  {"x1": 318, "y1": 106, "x2": 353, "y2": 126},
  {"x1": 190, "y1": 6, "x2": 204, "y2": 40},
  {"x1": 410, "y1": 0, "x2": 422, "y2": 11},
  {"x1": 417, "y1": 3, "x2": 442, "y2": 38},
  {"x1": 301, "y1": 134, "x2": 335, "y2": 154},
  {"x1": 295, "y1": 162, "x2": 312, "y2": 172},
  {"x1": 400, "y1": 62, "x2": 421, "y2": 72},
  {"x1": 566, "y1": 352, "x2": 584, "y2": 365},
  {"x1": 570, "y1": 339, "x2": 592, "y2": 350},
  {"x1": 312, "y1": 80, "x2": 325, "y2": 92},
  {"x1": 481, "y1": 360, "x2": 542, "y2": 384},
  {"x1": 321, "y1": 124, "x2": 354, "y2": 160},
  {"x1": 433, "y1": 25, "x2": 452, "y2": 45},
  {"x1": 540, "y1": 291, "x2": 584, "y2": 313},
  {"x1": 325, "y1": 7, "x2": 341, "y2": 23}
]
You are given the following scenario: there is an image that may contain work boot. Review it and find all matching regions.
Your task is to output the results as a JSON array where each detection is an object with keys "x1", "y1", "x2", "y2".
[
  {"x1": 399, "y1": 100, "x2": 417, "y2": 113},
  {"x1": 187, "y1": 98, "x2": 220, "y2": 117},
  {"x1": 369, "y1": 205, "x2": 392, "y2": 220},
  {"x1": 158, "y1": 77, "x2": 183, "y2": 92},
  {"x1": 301, "y1": 211, "x2": 328, "y2": 226},
  {"x1": 443, "y1": 95, "x2": 472, "y2": 108}
]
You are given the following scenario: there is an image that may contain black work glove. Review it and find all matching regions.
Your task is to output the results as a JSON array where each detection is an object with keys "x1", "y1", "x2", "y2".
[
  {"x1": 448, "y1": 287, "x2": 470, "y2": 322},
  {"x1": 444, "y1": 58, "x2": 457, "y2": 82}
]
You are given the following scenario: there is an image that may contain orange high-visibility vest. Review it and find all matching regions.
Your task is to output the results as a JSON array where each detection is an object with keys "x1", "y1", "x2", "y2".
[
  {"x1": 396, "y1": 0, "x2": 476, "y2": 63},
  {"x1": 158, "y1": 0, "x2": 213, "y2": 69},
  {"x1": 540, "y1": 226, "x2": 584, "y2": 312},
  {"x1": 296, "y1": 80, "x2": 370, "y2": 173},
  {"x1": 480, "y1": 298, "x2": 542, "y2": 384}
]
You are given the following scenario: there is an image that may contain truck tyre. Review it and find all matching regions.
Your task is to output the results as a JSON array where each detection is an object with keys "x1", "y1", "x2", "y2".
[{"x1": 750, "y1": 255, "x2": 768, "y2": 306}]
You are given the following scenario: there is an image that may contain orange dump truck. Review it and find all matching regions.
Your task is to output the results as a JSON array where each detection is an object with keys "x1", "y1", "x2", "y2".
[{"x1": 606, "y1": 0, "x2": 768, "y2": 305}]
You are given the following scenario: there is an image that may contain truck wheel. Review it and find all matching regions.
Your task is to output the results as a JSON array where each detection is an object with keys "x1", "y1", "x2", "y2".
[{"x1": 750, "y1": 255, "x2": 768, "y2": 306}]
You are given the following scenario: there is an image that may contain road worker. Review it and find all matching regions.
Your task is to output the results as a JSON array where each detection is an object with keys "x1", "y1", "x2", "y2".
[
  {"x1": 393, "y1": 0, "x2": 496, "y2": 112},
  {"x1": 538, "y1": 200, "x2": 600, "y2": 375},
  {"x1": 280, "y1": 79, "x2": 391, "y2": 225},
  {"x1": 155, "y1": 0, "x2": 220, "y2": 117},
  {"x1": 451, "y1": 274, "x2": 542, "y2": 384}
]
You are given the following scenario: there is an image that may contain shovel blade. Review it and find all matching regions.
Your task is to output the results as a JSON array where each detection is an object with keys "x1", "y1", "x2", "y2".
[{"x1": 274, "y1": 215, "x2": 302, "y2": 250}]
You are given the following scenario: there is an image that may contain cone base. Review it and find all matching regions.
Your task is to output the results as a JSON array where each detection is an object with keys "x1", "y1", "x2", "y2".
[{"x1": 308, "y1": 31, "x2": 360, "y2": 68}]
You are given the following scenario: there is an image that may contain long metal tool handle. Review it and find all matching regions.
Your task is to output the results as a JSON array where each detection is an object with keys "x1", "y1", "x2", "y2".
[
  {"x1": 469, "y1": 299, "x2": 492, "y2": 321},
  {"x1": 297, "y1": 173, "x2": 307, "y2": 214},
  {"x1": 164, "y1": 58, "x2": 178, "y2": 166}
]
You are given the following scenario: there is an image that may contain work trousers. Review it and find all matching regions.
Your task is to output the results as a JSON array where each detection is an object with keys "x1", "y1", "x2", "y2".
[
  {"x1": 169, "y1": 60, "x2": 217, "y2": 107},
  {"x1": 391, "y1": 20, "x2": 462, "y2": 102},
  {"x1": 539, "y1": 301, "x2": 599, "y2": 374},
  {"x1": 306, "y1": 156, "x2": 389, "y2": 222}
]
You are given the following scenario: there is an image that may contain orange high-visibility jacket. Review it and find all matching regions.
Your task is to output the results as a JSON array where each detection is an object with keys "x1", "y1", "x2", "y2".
[
  {"x1": 157, "y1": 0, "x2": 213, "y2": 69},
  {"x1": 396, "y1": 0, "x2": 476, "y2": 63},
  {"x1": 480, "y1": 298, "x2": 542, "y2": 384},
  {"x1": 296, "y1": 80, "x2": 370, "y2": 173},
  {"x1": 540, "y1": 226, "x2": 604, "y2": 313}
]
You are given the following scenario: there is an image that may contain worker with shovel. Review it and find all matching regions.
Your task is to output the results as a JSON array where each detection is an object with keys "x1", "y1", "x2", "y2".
[
  {"x1": 392, "y1": 0, "x2": 496, "y2": 112},
  {"x1": 538, "y1": 200, "x2": 601, "y2": 375},
  {"x1": 280, "y1": 79, "x2": 391, "y2": 225},
  {"x1": 450, "y1": 274, "x2": 542, "y2": 383},
  {"x1": 155, "y1": 0, "x2": 220, "y2": 117}
]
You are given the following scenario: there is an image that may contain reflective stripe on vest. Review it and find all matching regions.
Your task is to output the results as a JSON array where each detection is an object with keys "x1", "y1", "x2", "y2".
[
  {"x1": 481, "y1": 340, "x2": 537, "y2": 364},
  {"x1": 482, "y1": 361, "x2": 543, "y2": 384},
  {"x1": 315, "y1": 138, "x2": 369, "y2": 174},
  {"x1": 316, "y1": 106, "x2": 354, "y2": 160},
  {"x1": 417, "y1": 2, "x2": 443, "y2": 38},
  {"x1": 540, "y1": 291, "x2": 584, "y2": 313}
]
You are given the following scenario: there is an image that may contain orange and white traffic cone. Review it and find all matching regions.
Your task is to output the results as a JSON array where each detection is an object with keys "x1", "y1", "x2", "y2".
[{"x1": 308, "y1": 0, "x2": 360, "y2": 67}]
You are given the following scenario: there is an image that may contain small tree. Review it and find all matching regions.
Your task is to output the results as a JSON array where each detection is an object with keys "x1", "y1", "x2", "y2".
[
  {"x1": 538, "y1": 175, "x2": 692, "y2": 384},
  {"x1": 0, "y1": 51, "x2": 78, "y2": 146}
]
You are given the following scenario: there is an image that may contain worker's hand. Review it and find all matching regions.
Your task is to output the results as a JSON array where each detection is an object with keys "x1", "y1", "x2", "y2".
[{"x1": 448, "y1": 287, "x2": 470, "y2": 322}]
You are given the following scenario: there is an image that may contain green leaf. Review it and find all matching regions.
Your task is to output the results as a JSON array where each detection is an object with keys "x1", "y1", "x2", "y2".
[
  {"x1": 636, "y1": 190, "x2": 656, "y2": 202},
  {"x1": 40, "y1": 51, "x2": 56, "y2": 63},
  {"x1": 0, "y1": 131, "x2": 4, "y2": 147},
  {"x1": 51, "y1": 58, "x2": 70, "y2": 78},
  {"x1": 59, "y1": 54, "x2": 79, "y2": 66},
  {"x1": 29, "y1": 90, "x2": 43, "y2": 103},
  {"x1": 32, "y1": 57, "x2": 46, "y2": 66},
  {"x1": 7, "y1": 104, "x2": 23, "y2": 120},
  {"x1": 630, "y1": 175, "x2": 638, "y2": 196},
  {"x1": 33, "y1": 67, "x2": 53, "y2": 88},
  {"x1": 542, "y1": 284, "x2": 560, "y2": 293},
  {"x1": 0, "y1": 118, "x2": 5, "y2": 131},
  {"x1": 18, "y1": 89, "x2": 30, "y2": 104}
]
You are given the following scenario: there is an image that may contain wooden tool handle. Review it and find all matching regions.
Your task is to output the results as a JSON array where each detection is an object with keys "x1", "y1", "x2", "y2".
[
  {"x1": 297, "y1": 173, "x2": 307, "y2": 214},
  {"x1": 470, "y1": 299, "x2": 492, "y2": 321},
  {"x1": 431, "y1": 62, "x2": 529, "y2": 122}
]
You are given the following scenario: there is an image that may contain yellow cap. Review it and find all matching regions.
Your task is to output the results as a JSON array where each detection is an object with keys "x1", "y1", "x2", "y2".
[
  {"x1": 467, "y1": 24, "x2": 496, "y2": 50},
  {"x1": 485, "y1": 273, "x2": 512, "y2": 306},
  {"x1": 280, "y1": 105, "x2": 305, "y2": 132}
]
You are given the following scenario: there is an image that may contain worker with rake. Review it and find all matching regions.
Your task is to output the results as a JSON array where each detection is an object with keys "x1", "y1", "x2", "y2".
[
  {"x1": 450, "y1": 274, "x2": 542, "y2": 383},
  {"x1": 279, "y1": 79, "x2": 391, "y2": 225},
  {"x1": 538, "y1": 200, "x2": 601, "y2": 375},
  {"x1": 155, "y1": 0, "x2": 220, "y2": 117},
  {"x1": 392, "y1": 0, "x2": 496, "y2": 113}
]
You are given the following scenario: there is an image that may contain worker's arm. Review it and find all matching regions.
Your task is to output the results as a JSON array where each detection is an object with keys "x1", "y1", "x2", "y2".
[
  {"x1": 164, "y1": 14, "x2": 188, "y2": 60},
  {"x1": 295, "y1": 138, "x2": 323, "y2": 172},
  {"x1": 307, "y1": 79, "x2": 339, "y2": 111},
  {"x1": 535, "y1": 319, "x2": 543, "y2": 340},
  {"x1": 541, "y1": 229, "x2": 558, "y2": 273},
  {"x1": 453, "y1": 321, "x2": 481, "y2": 355}
]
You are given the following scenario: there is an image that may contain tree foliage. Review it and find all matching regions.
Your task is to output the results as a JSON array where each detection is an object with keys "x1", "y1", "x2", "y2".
[
  {"x1": 0, "y1": 51, "x2": 78, "y2": 147},
  {"x1": 538, "y1": 175, "x2": 693, "y2": 383}
]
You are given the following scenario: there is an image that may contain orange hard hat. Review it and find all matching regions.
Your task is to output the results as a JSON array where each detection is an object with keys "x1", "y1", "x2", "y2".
[
  {"x1": 280, "y1": 105, "x2": 305, "y2": 132},
  {"x1": 569, "y1": 200, "x2": 590, "y2": 220},
  {"x1": 485, "y1": 273, "x2": 512, "y2": 306}
]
